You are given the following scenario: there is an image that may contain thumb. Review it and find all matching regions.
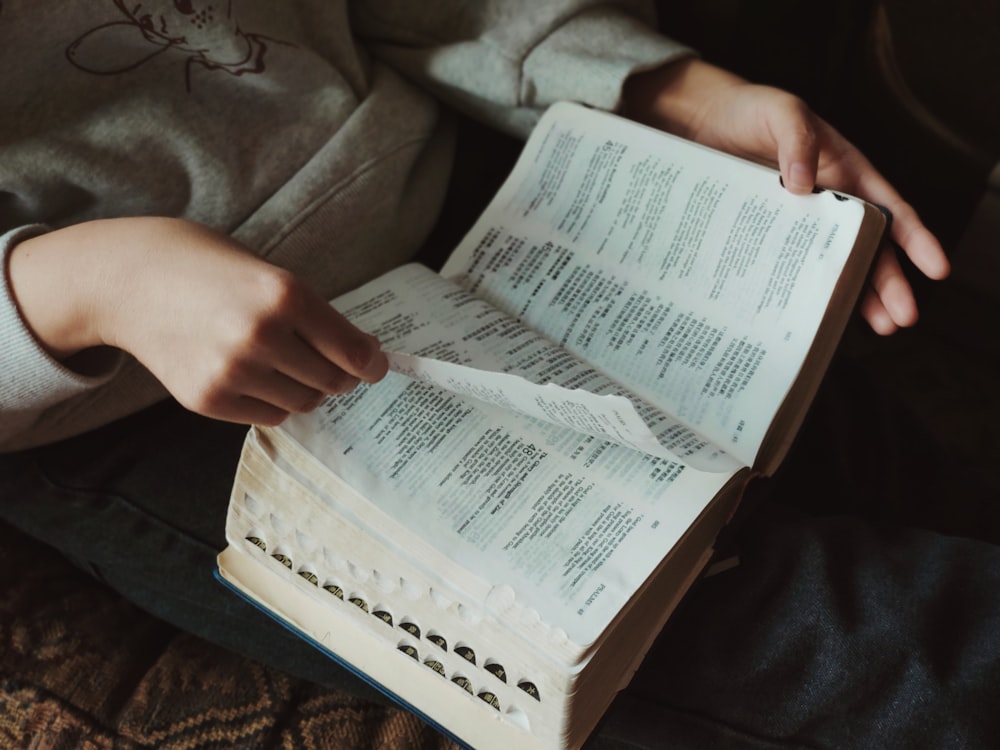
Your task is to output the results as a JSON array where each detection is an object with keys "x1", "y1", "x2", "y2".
[{"x1": 766, "y1": 94, "x2": 820, "y2": 194}]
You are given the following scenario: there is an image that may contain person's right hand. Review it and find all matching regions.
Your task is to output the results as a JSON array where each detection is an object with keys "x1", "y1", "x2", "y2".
[{"x1": 8, "y1": 216, "x2": 388, "y2": 425}]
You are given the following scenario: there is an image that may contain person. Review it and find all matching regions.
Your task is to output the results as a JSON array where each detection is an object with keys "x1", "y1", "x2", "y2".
[
  {"x1": 2, "y1": 2, "x2": 996, "y2": 748},
  {"x1": 1, "y1": 2, "x2": 949, "y2": 454}
]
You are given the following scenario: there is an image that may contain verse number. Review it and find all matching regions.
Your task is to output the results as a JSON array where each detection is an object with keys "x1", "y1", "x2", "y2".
[{"x1": 731, "y1": 419, "x2": 746, "y2": 443}]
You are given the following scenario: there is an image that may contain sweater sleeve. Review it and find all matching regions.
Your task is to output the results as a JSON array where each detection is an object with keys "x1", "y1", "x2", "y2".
[
  {"x1": 351, "y1": 0, "x2": 693, "y2": 138},
  {"x1": 0, "y1": 226, "x2": 127, "y2": 450}
]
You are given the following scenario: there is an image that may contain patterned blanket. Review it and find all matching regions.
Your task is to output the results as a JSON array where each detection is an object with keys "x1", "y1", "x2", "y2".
[{"x1": 0, "y1": 521, "x2": 458, "y2": 749}]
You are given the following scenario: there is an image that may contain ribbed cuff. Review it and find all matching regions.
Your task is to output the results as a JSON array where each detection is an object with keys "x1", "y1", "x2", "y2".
[
  {"x1": 522, "y1": 8, "x2": 694, "y2": 115},
  {"x1": 1, "y1": 225, "x2": 122, "y2": 416}
]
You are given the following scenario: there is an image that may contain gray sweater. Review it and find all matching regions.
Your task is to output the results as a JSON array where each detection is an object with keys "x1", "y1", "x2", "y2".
[{"x1": 0, "y1": 0, "x2": 690, "y2": 451}]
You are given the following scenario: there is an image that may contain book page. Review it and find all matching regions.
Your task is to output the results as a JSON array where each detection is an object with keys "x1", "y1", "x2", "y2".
[
  {"x1": 387, "y1": 351, "x2": 673, "y2": 462},
  {"x1": 442, "y1": 102, "x2": 868, "y2": 467},
  {"x1": 283, "y1": 370, "x2": 734, "y2": 648},
  {"x1": 345, "y1": 264, "x2": 738, "y2": 472}
]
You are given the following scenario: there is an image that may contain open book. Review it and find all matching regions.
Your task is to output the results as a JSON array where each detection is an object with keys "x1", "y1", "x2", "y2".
[{"x1": 216, "y1": 102, "x2": 887, "y2": 750}]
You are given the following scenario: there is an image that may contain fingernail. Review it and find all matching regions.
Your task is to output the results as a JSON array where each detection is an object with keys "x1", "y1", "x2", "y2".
[{"x1": 789, "y1": 162, "x2": 812, "y2": 193}]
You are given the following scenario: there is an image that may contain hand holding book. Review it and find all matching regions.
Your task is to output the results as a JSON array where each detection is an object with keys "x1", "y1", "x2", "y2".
[{"x1": 623, "y1": 57, "x2": 950, "y2": 334}]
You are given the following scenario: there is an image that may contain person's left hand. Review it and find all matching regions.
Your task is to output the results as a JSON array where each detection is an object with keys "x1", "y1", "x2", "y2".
[{"x1": 624, "y1": 58, "x2": 950, "y2": 335}]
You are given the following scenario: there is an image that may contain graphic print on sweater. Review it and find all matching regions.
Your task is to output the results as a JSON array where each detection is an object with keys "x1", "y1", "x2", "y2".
[{"x1": 66, "y1": 0, "x2": 292, "y2": 91}]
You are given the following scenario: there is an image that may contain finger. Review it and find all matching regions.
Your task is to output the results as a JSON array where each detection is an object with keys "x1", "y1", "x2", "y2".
[
  {"x1": 238, "y1": 367, "x2": 332, "y2": 415},
  {"x1": 859, "y1": 288, "x2": 898, "y2": 336},
  {"x1": 199, "y1": 393, "x2": 291, "y2": 427},
  {"x1": 270, "y1": 331, "x2": 370, "y2": 395},
  {"x1": 766, "y1": 94, "x2": 820, "y2": 194},
  {"x1": 296, "y1": 297, "x2": 389, "y2": 383},
  {"x1": 869, "y1": 248, "x2": 918, "y2": 330},
  {"x1": 887, "y1": 202, "x2": 951, "y2": 281},
  {"x1": 850, "y1": 168, "x2": 951, "y2": 281}
]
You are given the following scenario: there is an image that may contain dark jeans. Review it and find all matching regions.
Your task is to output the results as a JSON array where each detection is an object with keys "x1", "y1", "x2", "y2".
[{"x1": 1, "y1": 348, "x2": 999, "y2": 750}]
